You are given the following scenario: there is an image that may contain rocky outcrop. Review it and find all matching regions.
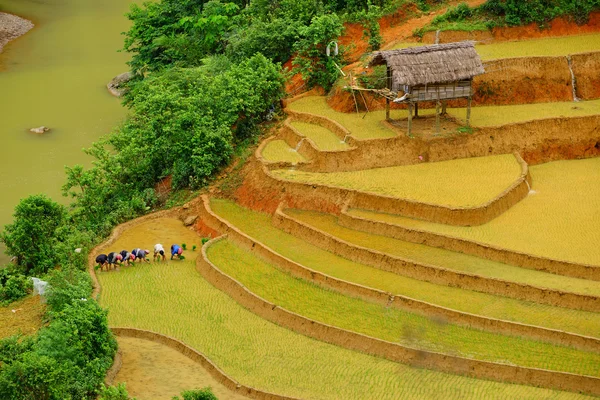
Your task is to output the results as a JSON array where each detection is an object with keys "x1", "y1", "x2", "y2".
[
  {"x1": 107, "y1": 72, "x2": 134, "y2": 97},
  {"x1": 0, "y1": 12, "x2": 34, "y2": 54}
]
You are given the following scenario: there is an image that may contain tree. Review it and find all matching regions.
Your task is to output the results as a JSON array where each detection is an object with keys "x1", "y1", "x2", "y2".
[{"x1": 1, "y1": 195, "x2": 67, "y2": 276}]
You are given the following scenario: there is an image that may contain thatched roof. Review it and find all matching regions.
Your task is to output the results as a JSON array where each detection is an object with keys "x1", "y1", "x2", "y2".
[{"x1": 370, "y1": 41, "x2": 484, "y2": 89}]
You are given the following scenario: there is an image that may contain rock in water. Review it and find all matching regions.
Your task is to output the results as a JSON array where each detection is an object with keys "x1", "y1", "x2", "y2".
[
  {"x1": 30, "y1": 126, "x2": 50, "y2": 134},
  {"x1": 107, "y1": 72, "x2": 134, "y2": 97}
]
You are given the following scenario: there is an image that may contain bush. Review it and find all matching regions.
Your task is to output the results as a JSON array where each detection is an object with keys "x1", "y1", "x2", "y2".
[
  {"x1": 0, "y1": 274, "x2": 31, "y2": 305},
  {"x1": 1, "y1": 195, "x2": 67, "y2": 276},
  {"x1": 100, "y1": 383, "x2": 137, "y2": 400},
  {"x1": 45, "y1": 268, "x2": 93, "y2": 312},
  {"x1": 172, "y1": 387, "x2": 218, "y2": 400}
]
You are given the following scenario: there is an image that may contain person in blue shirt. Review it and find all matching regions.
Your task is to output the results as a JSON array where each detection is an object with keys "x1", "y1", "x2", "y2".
[{"x1": 171, "y1": 244, "x2": 183, "y2": 260}]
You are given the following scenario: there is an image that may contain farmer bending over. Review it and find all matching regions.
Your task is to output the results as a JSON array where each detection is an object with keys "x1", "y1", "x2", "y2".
[
  {"x1": 154, "y1": 243, "x2": 166, "y2": 261},
  {"x1": 132, "y1": 248, "x2": 150, "y2": 262},
  {"x1": 120, "y1": 250, "x2": 136, "y2": 266},
  {"x1": 171, "y1": 244, "x2": 183, "y2": 260},
  {"x1": 95, "y1": 254, "x2": 109, "y2": 271},
  {"x1": 107, "y1": 252, "x2": 123, "y2": 269}
]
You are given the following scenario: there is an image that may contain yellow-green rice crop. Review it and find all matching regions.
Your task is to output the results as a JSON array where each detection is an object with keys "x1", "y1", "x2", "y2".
[
  {"x1": 288, "y1": 97, "x2": 402, "y2": 139},
  {"x1": 290, "y1": 121, "x2": 350, "y2": 151},
  {"x1": 260, "y1": 140, "x2": 306, "y2": 163},
  {"x1": 289, "y1": 96, "x2": 600, "y2": 131},
  {"x1": 446, "y1": 99, "x2": 600, "y2": 127},
  {"x1": 287, "y1": 209, "x2": 600, "y2": 297},
  {"x1": 349, "y1": 158, "x2": 600, "y2": 267},
  {"x1": 475, "y1": 33, "x2": 600, "y2": 61},
  {"x1": 209, "y1": 239, "x2": 600, "y2": 376},
  {"x1": 210, "y1": 199, "x2": 600, "y2": 338},
  {"x1": 392, "y1": 34, "x2": 600, "y2": 60},
  {"x1": 96, "y1": 218, "x2": 593, "y2": 399},
  {"x1": 271, "y1": 154, "x2": 521, "y2": 207}
]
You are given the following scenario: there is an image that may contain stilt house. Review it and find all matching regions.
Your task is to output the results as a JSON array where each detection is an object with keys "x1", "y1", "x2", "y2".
[{"x1": 369, "y1": 41, "x2": 484, "y2": 134}]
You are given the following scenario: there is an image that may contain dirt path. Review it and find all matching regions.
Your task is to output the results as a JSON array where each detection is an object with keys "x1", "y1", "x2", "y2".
[{"x1": 0, "y1": 12, "x2": 34, "y2": 54}]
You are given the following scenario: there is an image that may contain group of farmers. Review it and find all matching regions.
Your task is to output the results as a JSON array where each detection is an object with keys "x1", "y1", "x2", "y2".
[{"x1": 95, "y1": 243, "x2": 184, "y2": 271}]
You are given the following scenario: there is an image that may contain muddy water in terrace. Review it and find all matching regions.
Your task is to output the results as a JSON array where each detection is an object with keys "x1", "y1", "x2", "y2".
[{"x1": 0, "y1": 0, "x2": 132, "y2": 262}]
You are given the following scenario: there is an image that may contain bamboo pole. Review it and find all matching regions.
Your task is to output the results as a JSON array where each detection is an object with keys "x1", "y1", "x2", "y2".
[
  {"x1": 466, "y1": 96, "x2": 472, "y2": 126},
  {"x1": 435, "y1": 101, "x2": 441, "y2": 134},
  {"x1": 407, "y1": 102, "x2": 413, "y2": 136}
]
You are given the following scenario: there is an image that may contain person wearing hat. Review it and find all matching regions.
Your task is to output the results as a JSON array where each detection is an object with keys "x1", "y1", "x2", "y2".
[
  {"x1": 154, "y1": 243, "x2": 166, "y2": 262},
  {"x1": 170, "y1": 244, "x2": 183, "y2": 260},
  {"x1": 131, "y1": 248, "x2": 150, "y2": 263},
  {"x1": 120, "y1": 250, "x2": 136, "y2": 266},
  {"x1": 95, "y1": 254, "x2": 109, "y2": 271},
  {"x1": 107, "y1": 252, "x2": 123, "y2": 270}
]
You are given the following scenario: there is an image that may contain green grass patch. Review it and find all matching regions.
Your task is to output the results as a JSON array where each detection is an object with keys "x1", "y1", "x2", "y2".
[
  {"x1": 209, "y1": 239, "x2": 600, "y2": 376},
  {"x1": 209, "y1": 199, "x2": 600, "y2": 338},
  {"x1": 271, "y1": 154, "x2": 522, "y2": 207},
  {"x1": 290, "y1": 121, "x2": 349, "y2": 151},
  {"x1": 287, "y1": 209, "x2": 600, "y2": 297},
  {"x1": 349, "y1": 157, "x2": 600, "y2": 267},
  {"x1": 95, "y1": 217, "x2": 594, "y2": 399},
  {"x1": 260, "y1": 140, "x2": 306, "y2": 163}
]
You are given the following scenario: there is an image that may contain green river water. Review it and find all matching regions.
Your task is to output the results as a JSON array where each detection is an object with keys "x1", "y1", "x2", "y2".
[{"x1": 0, "y1": 0, "x2": 132, "y2": 262}]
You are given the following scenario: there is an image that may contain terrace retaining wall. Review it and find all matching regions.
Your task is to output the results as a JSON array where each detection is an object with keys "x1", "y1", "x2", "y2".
[
  {"x1": 278, "y1": 109, "x2": 600, "y2": 172},
  {"x1": 252, "y1": 151, "x2": 530, "y2": 226},
  {"x1": 272, "y1": 208, "x2": 600, "y2": 312},
  {"x1": 112, "y1": 328, "x2": 300, "y2": 400},
  {"x1": 195, "y1": 195, "x2": 600, "y2": 352},
  {"x1": 200, "y1": 236, "x2": 600, "y2": 397},
  {"x1": 571, "y1": 52, "x2": 600, "y2": 99},
  {"x1": 338, "y1": 206, "x2": 600, "y2": 281}
]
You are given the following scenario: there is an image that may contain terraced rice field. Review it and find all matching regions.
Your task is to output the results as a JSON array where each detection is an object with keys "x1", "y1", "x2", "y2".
[
  {"x1": 288, "y1": 96, "x2": 402, "y2": 139},
  {"x1": 393, "y1": 33, "x2": 600, "y2": 60},
  {"x1": 114, "y1": 336, "x2": 247, "y2": 400},
  {"x1": 209, "y1": 199, "x2": 600, "y2": 337},
  {"x1": 475, "y1": 33, "x2": 600, "y2": 60},
  {"x1": 290, "y1": 121, "x2": 350, "y2": 151},
  {"x1": 288, "y1": 96, "x2": 600, "y2": 132},
  {"x1": 349, "y1": 158, "x2": 600, "y2": 267},
  {"x1": 96, "y1": 217, "x2": 595, "y2": 399},
  {"x1": 208, "y1": 239, "x2": 600, "y2": 376},
  {"x1": 287, "y1": 209, "x2": 600, "y2": 296},
  {"x1": 260, "y1": 139, "x2": 306, "y2": 163},
  {"x1": 446, "y1": 98, "x2": 600, "y2": 126},
  {"x1": 271, "y1": 154, "x2": 521, "y2": 207}
]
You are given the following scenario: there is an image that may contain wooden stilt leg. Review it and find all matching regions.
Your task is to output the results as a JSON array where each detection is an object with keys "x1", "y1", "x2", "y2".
[
  {"x1": 442, "y1": 100, "x2": 447, "y2": 115},
  {"x1": 407, "y1": 102, "x2": 413, "y2": 136},
  {"x1": 435, "y1": 101, "x2": 441, "y2": 134},
  {"x1": 386, "y1": 98, "x2": 390, "y2": 120},
  {"x1": 466, "y1": 96, "x2": 472, "y2": 126},
  {"x1": 414, "y1": 102, "x2": 419, "y2": 118}
]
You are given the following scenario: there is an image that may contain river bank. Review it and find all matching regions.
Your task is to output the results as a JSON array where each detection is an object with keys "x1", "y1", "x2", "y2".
[{"x1": 0, "y1": 12, "x2": 33, "y2": 54}]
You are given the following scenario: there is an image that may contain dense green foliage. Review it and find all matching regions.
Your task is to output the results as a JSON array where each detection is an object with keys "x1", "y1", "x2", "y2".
[
  {"x1": 0, "y1": 292, "x2": 116, "y2": 398},
  {"x1": 0, "y1": 195, "x2": 67, "y2": 276},
  {"x1": 0, "y1": 268, "x2": 30, "y2": 305},
  {"x1": 173, "y1": 387, "x2": 218, "y2": 400},
  {"x1": 418, "y1": 0, "x2": 600, "y2": 34}
]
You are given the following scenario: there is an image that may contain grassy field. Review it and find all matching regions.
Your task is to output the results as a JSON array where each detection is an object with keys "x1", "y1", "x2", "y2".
[
  {"x1": 260, "y1": 140, "x2": 306, "y2": 163},
  {"x1": 209, "y1": 239, "x2": 600, "y2": 376},
  {"x1": 288, "y1": 96, "x2": 600, "y2": 132},
  {"x1": 392, "y1": 34, "x2": 600, "y2": 60},
  {"x1": 271, "y1": 154, "x2": 521, "y2": 207},
  {"x1": 114, "y1": 336, "x2": 248, "y2": 400},
  {"x1": 209, "y1": 199, "x2": 600, "y2": 338},
  {"x1": 287, "y1": 209, "x2": 600, "y2": 297},
  {"x1": 290, "y1": 121, "x2": 350, "y2": 151},
  {"x1": 349, "y1": 158, "x2": 600, "y2": 267},
  {"x1": 95, "y1": 217, "x2": 599, "y2": 399},
  {"x1": 0, "y1": 295, "x2": 46, "y2": 339}
]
